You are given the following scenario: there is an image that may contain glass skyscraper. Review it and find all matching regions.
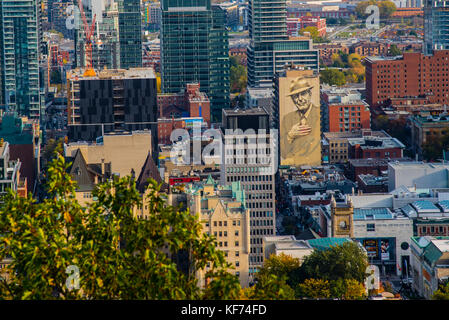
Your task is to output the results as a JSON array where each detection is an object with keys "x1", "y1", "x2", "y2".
[
  {"x1": 161, "y1": 0, "x2": 230, "y2": 122},
  {"x1": 424, "y1": 0, "x2": 449, "y2": 54},
  {"x1": 75, "y1": 0, "x2": 142, "y2": 70},
  {"x1": 0, "y1": 0, "x2": 41, "y2": 120},
  {"x1": 247, "y1": 0, "x2": 319, "y2": 88}
]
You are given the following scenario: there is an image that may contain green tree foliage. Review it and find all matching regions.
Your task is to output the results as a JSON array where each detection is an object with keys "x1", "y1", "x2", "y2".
[
  {"x1": 299, "y1": 26, "x2": 320, "y2": 41},
  {"x1": 421, "y1": 134, "x2": 449, "y2": 162},
  {"x1": 356, "y1": 1, "x2": 397, "y2": 19},
  {"x1": 257, "y1": 253, "x2": 301, "y2": 284},
  {"x1": 0, "y1": 153, "x2": 241, "y2": 299},
  {"x1": 230, "y1": 56, "x2": 247, "y2": 94},
  {"x1": 42, "y1": 138, "x2": 64, "y2": 168},
  {"x1": 296, "y1": 278, "x2": 366, "y2": 300},
  {"x1": 389, "y1": 44, "x2": 402, "y2": 56},
  {"x1": 320, "y1": 68, "x2": 346, "y2": 86},
  {"x1": 296, "y1": 278, "x2": 331, "y2": 299},
  {"x1": 291, "y1": 242, "x2": 368, "y2": 284},
  {"x1": 372, "y1": 115, "x2": 409, "y2": 148},
  {"x1": 432, "y1": 282, "x2": 449, "y2": 300},
  {"x1": 247, "y1": 274, "x2": 296, "y2": 300}
]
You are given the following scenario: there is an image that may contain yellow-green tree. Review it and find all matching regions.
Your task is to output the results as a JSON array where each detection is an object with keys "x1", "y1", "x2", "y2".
[
  {"x1": 297, "y1": 279, "x2": 331, "y2": 299},
  {"x1": 0, "y1": 154, "x2": 241, "y2": 299}
]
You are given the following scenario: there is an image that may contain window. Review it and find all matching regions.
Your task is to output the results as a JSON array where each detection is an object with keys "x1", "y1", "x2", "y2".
[
  {"x1": 236, "y1": 261, "x2": 240, "y2": 267},
  {"x1": 367, "y1": 224, "x2": 375, "y2": 232},
  {"x1": 235, "y1": 241, "x2": 239, "y2": 246},
  {"x1": 235, "y1": 230, "x2": 239, "y2": 236},
  {"x1": 235, "y1": 251, "x2": 239, "y2": 257}
]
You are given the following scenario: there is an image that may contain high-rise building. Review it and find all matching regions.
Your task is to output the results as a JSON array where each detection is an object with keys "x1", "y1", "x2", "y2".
[
  {"x1": 247, "y1": 0, "x2": 319, "y2": 88},
  {"x1": 424, "y1": 0, "x2": 449, "y2": 54},
  {"x1": 67, "y1": 68, "x2": 157, "y2": 152},
  {"x1": 365, "y1": 51, "x2": 449, "y2": 108},
  {"x1": 161, "y1": 0, "x2": 230, "y2": 122},
  {"x1": 117, "y1": 0, "x2": 142, "y2": 68},
  {"x1": 75, "y1": 0, "x2": 142, "y2": 70},
  {"x1": 221, "y1": 107, "x2": 276, "y2": 277},
  {"x1": 0, "y1": 0, "x2": 41, "y2": 120},
  {"x1": 274, "y1": 66, "x2": 321, "y2": 166}
]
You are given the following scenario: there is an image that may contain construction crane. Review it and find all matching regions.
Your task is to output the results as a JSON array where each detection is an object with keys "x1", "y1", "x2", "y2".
[{"x1": 78, "y1": 0, "x2": 97, "y2": 77}]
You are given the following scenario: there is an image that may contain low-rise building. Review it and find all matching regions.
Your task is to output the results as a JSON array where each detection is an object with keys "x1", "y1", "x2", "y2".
[
  {"x1": 65, "y1": 130, "x2": 153, "y2": 180},
  {"x1": 263, "y1": 235, "x2": 314, "y2": 263},
  {"x1": 348, "y1": 135, "x2": 405, "y2": 160},
  {"x1": 321, "y1": 85, "x2": 371, "y2": 133},
  {"x1": 410, "y1": 114, "x2": 449, "y2": 159},
  {"x1": 323, "y1": 130, "x2": 389, "y2": 164},
  {"x1": 410, "y1": 236, "x2": 449, "y2": 299},
  {"x1": 353, "y1": 207, "x2": 413, "y2": 276}
]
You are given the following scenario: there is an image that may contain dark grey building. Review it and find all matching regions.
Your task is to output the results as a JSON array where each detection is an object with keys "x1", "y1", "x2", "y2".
[{"x1": 67, "y1": 68, "x2": 157, "y2": 151}]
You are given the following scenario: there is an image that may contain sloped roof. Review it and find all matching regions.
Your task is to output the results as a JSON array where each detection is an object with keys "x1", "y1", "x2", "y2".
[
  {"x1": 136, "y1": 152, "x2": 166, "y2": 193},
  {"x1": 68, "y1": 149, "x2": 95, "y2": 192}
]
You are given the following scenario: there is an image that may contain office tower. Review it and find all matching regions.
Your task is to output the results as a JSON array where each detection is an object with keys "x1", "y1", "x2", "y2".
[
  {"x1": 274, "y1": 66, "x2": 321, "y2": 166},
  {"x1": 424, "y1": 0, "x2": 449, "y2": 53},
  {"x1": 221, "y1": 108, "x2": 276, "y2": 277},
  {"x1": 161, "y1": 0, "x2": 230, "y2": 122},
  {"x1": 117, "y1": 0, "x2": 142, "y2": 68},
  {"x1": 0, "y1": 0, "x2": 41, "y2": 120},
  {"x1": 247, "y1": 0, "x2": 319, "y2": 88},
  {"x1": 67, "y1": 68, "x2": 157, "y2": 152},
  {"x1": 75, "y1": 0, "x2": 142, "y2": 70}
]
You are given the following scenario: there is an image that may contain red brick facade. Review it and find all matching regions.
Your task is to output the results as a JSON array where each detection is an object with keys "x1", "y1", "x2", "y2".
[{"x1": 366, "y1": 50, "x2": 449, "y2": 108}]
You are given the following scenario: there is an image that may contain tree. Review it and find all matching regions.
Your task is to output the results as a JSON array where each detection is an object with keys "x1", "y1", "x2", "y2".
[
  {"x1": 257, "y1": 253, "x2": 301, "y2": 287},
  {"x1": 296, "y1": 278, "x2": 331, "y2": 299},
  {"x1": 320, "y1": 69, "x2": 346, "y2": 86},
  {"x1": 230, "y1": 56, "x2": 247, "y2": 94},
  {"x1": 378, "y1": 1, "x2": 397, "y2": 19},
  {"x1": 356, "y1": 1, "x2": 396, "y2": 19},
  {"x1": 291, "y1": 242, "x2": 368, "y2": 284},
  {"x1": 299, "y1": 26, "x2": 319, "y2": 41},
  {"x1": 247, "y1": 274, "x2": 296, "y2": 300},
  {"x1": 389, "y1": 44, "x2": 402, "y2": 56},
  {"x1": 432, "y1": 282, "x2": 449, "y2": 300},
  {"x1": 0, "y1": 153, "x2": 241, "y2": 299},
  {"x1": 331, "y1": 279, "x2": 366, "y2": 300}
]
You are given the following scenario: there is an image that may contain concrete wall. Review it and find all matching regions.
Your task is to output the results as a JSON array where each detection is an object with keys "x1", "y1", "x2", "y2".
[{"x1": 66, "y1": 131, "x2": 152, "y2": 179}]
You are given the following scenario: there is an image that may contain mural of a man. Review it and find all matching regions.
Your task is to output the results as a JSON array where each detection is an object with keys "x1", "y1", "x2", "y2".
[{"x1": 280, "y1": 75, "x2": 320, "y2": 166}]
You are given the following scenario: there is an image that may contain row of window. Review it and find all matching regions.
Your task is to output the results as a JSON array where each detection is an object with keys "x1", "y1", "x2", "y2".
[{"x1": 250, "y1": 228, "x2": 273, "y2": 236}]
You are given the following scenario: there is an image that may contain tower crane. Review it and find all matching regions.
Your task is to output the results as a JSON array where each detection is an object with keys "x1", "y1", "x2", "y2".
[{"x1": 78, "y1": 0, "x2": 97, "y2": 77}]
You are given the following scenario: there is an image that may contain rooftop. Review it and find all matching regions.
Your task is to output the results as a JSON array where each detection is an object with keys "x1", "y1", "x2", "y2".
[
  {"x1": 353, "y1": 207, "x2": 394, "y2": 220},
  {"x1": 307, "y1": 237, "x2": 352, "y2": 251},
  {"x1": 68, "y1": 67, "x2": 156, "y2": 80},
  {"x1": 347, "y1": 136, "x2": 406, "y2": 150},
  {"x1": 222, "y1": 107, "x2": 269, "y2": 116}
]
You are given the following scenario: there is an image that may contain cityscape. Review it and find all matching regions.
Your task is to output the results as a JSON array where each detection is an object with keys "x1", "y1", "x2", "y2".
[{"x1": 1, "y1": 0, "x2": 449, "y2": 304}]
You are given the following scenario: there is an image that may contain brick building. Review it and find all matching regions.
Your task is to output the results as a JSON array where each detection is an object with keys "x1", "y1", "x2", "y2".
[
  {"x1": 348, "y1": 135, "x2": 405, "y2": 160},
  {"x1": 321, "y1": 85, "x2": 371, "y2": 133},
  {"x1": 350, "y1": 41, "x2": 389, "y2": 57},
  {"x1": 314, "y1": 43, "x2": 349, "y2": 65},
  {"x1": 157, "y1": 83, "x2": 211, "y2": 126},
  {"x1": 286, "y1": 16, "x2": 326, "y2": 37},
  {"x1": 365, "y1": 50, "x2": 449, "y2": 108}
]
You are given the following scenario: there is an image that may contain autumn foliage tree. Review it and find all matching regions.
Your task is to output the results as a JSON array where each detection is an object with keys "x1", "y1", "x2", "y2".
[{"x1": 0, "y1": 153, "x2": 241, "y2": 299}]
